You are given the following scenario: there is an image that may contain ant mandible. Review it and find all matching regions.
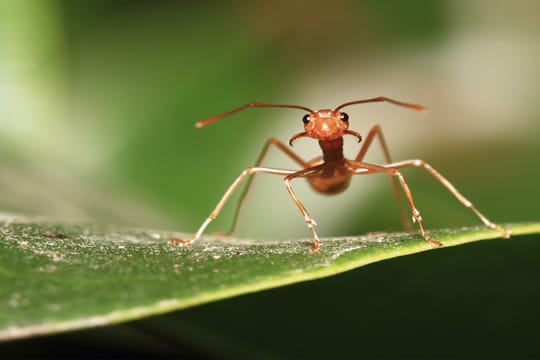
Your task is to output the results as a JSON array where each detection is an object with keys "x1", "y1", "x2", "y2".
[{"x1": 172, "y1": 96, "x2": 511, "y2": 251}]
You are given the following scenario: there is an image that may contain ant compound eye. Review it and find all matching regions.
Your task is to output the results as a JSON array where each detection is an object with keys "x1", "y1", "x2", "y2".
[
  {"x1": 302, "y1": 114, "x2": 311, "y2": 124},
  {"x1": 340, "y1": 112, "x2": 349, "y2": 122}
]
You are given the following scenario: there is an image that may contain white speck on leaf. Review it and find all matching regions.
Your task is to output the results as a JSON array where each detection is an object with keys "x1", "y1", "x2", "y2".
[
  {"x1": 9, "y1": 293, "x2": 29, "y2": 308},
  {"x1": 331, "y1": 245, "x2": 366, "y2": 260}
]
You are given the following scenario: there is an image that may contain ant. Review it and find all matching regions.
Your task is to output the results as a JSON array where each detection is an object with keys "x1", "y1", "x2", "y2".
[{"x1": 172, "y1": 96, "x2": 511, "y2": 251}]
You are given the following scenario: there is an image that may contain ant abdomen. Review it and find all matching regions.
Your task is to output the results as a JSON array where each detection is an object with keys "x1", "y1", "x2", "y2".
[{"x1": 307, "y1": 170, "x2": 351, "y2": 195}]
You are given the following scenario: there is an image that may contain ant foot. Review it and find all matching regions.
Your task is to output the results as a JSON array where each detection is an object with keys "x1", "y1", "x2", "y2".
[
  {"x1": 430, "y1": 239, "x2": 443, "y2": 247},
  {"x1": 497, "y1": 226, "x2": 512, "y2": 239},
  {"x1": 170, "y1": 237, "x2": 193, "y2": 246},
  {"x1": 309, "y1": 237, "x2": 320, "y2": 252},
  {"x1": 426, "y1": 237, "x2": 443, "y2": 247}
]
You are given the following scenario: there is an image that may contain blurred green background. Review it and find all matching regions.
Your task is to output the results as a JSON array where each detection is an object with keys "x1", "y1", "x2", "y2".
[{"x1": 1, "y1": 0, "x2": 539, "y2": 358}]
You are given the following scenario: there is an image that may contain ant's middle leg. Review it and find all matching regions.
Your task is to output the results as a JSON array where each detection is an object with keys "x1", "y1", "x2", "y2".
[
  {"x1": 227, "y1": 138, "x2": 309, "y2": 235},
  {"x1": 383, "y1": 159, "x2": 511, "y2": 238},
  {"x1": 355, "y1": 125, "x2": 411, "y2": 231},
  {"x1": 172, "y1": 166, "x2": 297, "y2": 246}
]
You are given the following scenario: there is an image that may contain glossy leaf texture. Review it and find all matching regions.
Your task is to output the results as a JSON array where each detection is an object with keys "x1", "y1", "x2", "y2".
[{"x1": 1, "y1": 213, "x2": 539, "y2": 341}]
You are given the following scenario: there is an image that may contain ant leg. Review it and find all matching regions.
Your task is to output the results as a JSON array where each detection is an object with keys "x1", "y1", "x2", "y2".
[
  {"x1": 172, "y1": 166, "x2": 296, "y2": 246},
  {"x1": 227, "y1": 138, "x2": 309, "y2": 235},
  {"x1": 355, "y1": 125, "x2": 411, "y2": 231},
  {"x1": 390, "y1": 169, "x2": 443, "y2": 246},
  {"x1": 283, "y1": 166, "x2": 325, "y2": 251},
  {"x1": 349, "y1": 160, "x2": 443, "y2": 247},
  {"x1": 384, "y1": 159, "x2": 512, "y2": 238}
]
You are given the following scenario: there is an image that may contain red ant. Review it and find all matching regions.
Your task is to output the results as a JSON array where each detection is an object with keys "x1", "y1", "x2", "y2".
[{"x1": 172, "y1": 96, "x2": 511, "y2": 251}]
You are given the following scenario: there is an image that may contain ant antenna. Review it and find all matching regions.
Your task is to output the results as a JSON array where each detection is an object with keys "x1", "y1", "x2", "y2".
[
  {"x1": 334, "y1": 96, "x2": 426, "y2": 112},
  {"x1": 196, "y1": 102, "x2": 314, "y2": 128}
]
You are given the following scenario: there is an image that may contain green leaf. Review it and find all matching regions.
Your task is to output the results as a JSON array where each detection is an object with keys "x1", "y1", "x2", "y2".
[{"x1": 1, "y1": 213, "x2": 539, "y2": 341}]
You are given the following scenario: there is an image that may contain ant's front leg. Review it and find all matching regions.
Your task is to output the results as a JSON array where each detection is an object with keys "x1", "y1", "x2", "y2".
[
  {"x1": 350, "y1": 160, "x2": 443, "y2": 247},
  {"x1": 283, "y1": 165, "x2": 326, "y2": 251}
]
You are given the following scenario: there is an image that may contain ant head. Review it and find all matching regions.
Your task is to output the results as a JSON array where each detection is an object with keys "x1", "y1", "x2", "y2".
[
  {"x1": 196, "y1": 98, "x2": 425, "y2": 147},
  {"x1": 289, "y1": 109, "x2": 361, "y2": 146},
  {"x1": 302, "y1": 109, "x2": 350, "y2": 141}
]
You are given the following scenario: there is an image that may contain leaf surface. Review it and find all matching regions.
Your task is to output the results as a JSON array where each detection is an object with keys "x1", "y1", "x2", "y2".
[{"x1": 1, "y1": 213, "x2": 538, "y2": 341}]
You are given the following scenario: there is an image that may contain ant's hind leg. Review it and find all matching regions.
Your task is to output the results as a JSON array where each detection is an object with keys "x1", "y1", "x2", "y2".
[
  {"x1": 355, "y1": 125, "x2": 412, "y2": 231},
  {"x1": 226, "y1": 138, "x2": 309, "y2": 236}
]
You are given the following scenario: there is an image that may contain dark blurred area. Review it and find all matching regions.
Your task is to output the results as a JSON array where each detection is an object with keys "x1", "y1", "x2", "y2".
[{"x1": 1, "y1": 0, "x2": 539, "y2": 358}]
